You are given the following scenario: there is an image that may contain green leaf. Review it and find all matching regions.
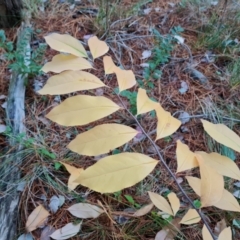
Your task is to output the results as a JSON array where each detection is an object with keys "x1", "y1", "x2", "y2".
[
  {"x1": 55, "y1": 162, "x2": 62, "y2": 170},
  {"x1": 193, "y1": 199, "x2": 201, "y2": 209},
  {"x1": 125, "y1": 195, "x2": 135, "y2": 205}
]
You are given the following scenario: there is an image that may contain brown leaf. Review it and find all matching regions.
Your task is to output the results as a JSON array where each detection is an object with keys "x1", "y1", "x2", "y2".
[
  {"x1": 26, "y1": 205, "x2": 50, "y2": 232},
  {"x1": 133, "y1": 203, "x2": 154, "y2": 217},
  {"x1": 40, "y1": 226, "x2": 56, "y2": 240},
  {"x1": 214, "y1": 219, "x2": 227, "y2": 237}
]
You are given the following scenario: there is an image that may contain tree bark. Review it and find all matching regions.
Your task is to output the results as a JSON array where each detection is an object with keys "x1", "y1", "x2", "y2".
[
  {"x1": 0, "y1": 0, "x2": 22, "y2": 28},
  {"x1": 0, "y1": 22, "x2": 31, "y2": 240}
]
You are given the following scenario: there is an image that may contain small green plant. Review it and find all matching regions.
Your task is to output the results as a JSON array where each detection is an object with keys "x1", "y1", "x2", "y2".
[
  {"x1": 118, "y1": 89, "x2": 137, "y2": 115},
  {"x1": 124, "y1": 194, "x2": 141, "y2": 208},
  {"x1": 143, "y1": 27, "x2": 184, "y2": 87},
  {"x1": 228, "y1": 58, "x2": 240, "y2": 87},
  {"x1": 3, "y1": 127, "x2": 56, "y2": 160},
  {"x1": 0, "y1": 29, "x2": 46, "y2": 79}
]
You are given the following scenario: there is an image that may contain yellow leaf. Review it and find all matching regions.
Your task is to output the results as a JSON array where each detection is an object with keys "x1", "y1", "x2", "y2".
[
  {"x1": 196, "y1": 154, "x2": 224, "y2": 207},
  {"x1": 195, "y1": 151, "x2": 240, "y2": 180},
  {"x1": 167, "y1": 192, "x2": 180, "y2": 216},
  {"x1": 133, "y1": 203, "x2": 154, "y2": 217},
  {"x1": 137, "y1": 88, "x2": 158, "y2": 115},
  {"x1": 67, "y1": 203, "x2": 104, "y2": 218},
  {"x1": 41, "y1": 54, "x2": 92, "y2": 73},
  {"x1": 67, "y1": 123, "x2": 138, "y2": 156},
  {"x1": 26, "y1": 205, "x2": 50, "y2": 232},
  {"x1": 214, "y1": 189, "x2": 240, "y2": 212},
  {"x1": 61, "y1": 162, "x2": 83, "y2": 190},
  {"x1": 218, "y1": 227, "x2": 232, "y2": 240},
  {"x1": 180, "y1": 209, "x2": 200, "y2": 225},
  {"x1": 201, "y1": 119, "x2": 240, "y2": 153},
  {"x1": 74, "y1": 153, "x2": 158, "y2": 193},
  {"x1": 38, "y1": 70, "x2": 106, "y2": 95},
  {"x1": 185, "y1": 176, "x2": 201, "y2": 196},
  {"x1": 46, "y1": 95, "x2": 121, "y2": 126},
  {"x1": 176, "y1": 140, "x2": 198, "y2": 172},
  {"x1": 156, "y1": 106, "x2": 181, "y2": 140},
  {"x1": 186, "y1": 177, "x2": 240, "y2": 212},
  {"x1": 44, "y1": 33, "x2": 87, "y2": 57},
  {"x1": 88, "y1": 36, "x2": 109, "y2": 59},
  {"x1": 114, "y1": 67, "x2": 136, "y2": 92},
  {"x1": 202, "y1": 225, "x2": 214, "y2": 240},
  {"x1": 148, "y1": 192, "x2": 174, "y2": 216},
  {"x1": 103, "y1": 56, "x2": 117, "y2": 74}
]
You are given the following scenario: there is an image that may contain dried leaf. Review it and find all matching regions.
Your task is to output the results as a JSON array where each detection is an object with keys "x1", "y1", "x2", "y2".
[
  {"x1": 40, "y1": 226, "x2": 55, "y2": 240},
  {"x1": 26, "y1": 205, "x2": 50, "y2": 232},
  {"x1": 133, "y1": 203, "x2": 154, "y2": 217},
  {"x1": 167, "y1": 192, "x2": 180, "y2": 216},
  {"x1": 174, "y1": 35, "x2": 185, "y2": 44},
  {"x1": 214, "y1": 219, "x2": 227, "y2": 236},
  {"x1": 195, "y1": 151, "x2": 240, "y2": 180},
  {"x1": 50, "y1": 222, "x2": 81, "y2": 240},
  {"x1": 178, "y1": 81, "x2": 188, "y2": 94},
  {"x1": 68, "y1": 124, "x2": 138, "y2": 156},
  {"x1": 163, "y1": 218, "x2": 181, "y2": 239},
  {"x1": 154, "y1": 229, "x2": 169, "y2": 240},
  {"x1": 41, "y1": 54, "x2": 92, "y2": 73},
  {"x1": 38, "y1": 71, "x2": 106, "y2": 95},
  {"x1": 44, "y1": 33, "x2": 87, "y2": 57},
  {"x1": 0, "y1": 124, "x2": 6, "y2": 133},
  {"x1": 103, "y1": 56, "x2": 117, "y2": 74},
  {"x1": 180, "y1": 209, "x2": 200, "y2": 225},
  {"x1": 156, "y1": 106, "x2": 181, "y2": 140},
  {"x1": 17, "y1": 181, "x2": 26, "y2": 192},
  {"x1": 0, "y1": 94, "x2": 6, "y2": 99},
  {"x1": 233, "y1": 190, "x2": 240, "y2": 199},
  {"x1": 178, "y1": 111, "x2": 190, "y2": 124},
  {"x1": 234, "y1": 182, "x2": 240, "y2": 188},
  {"x1": 114, "y1": 67, "x2": 136, "y2": 92},
  {"x1": 140, "y1": 63, "x2": 149, "y2": 68},
  {"x1": 202, "y1": 225, "x2": 213, "y2": 240},
  {"x1": 49, "y1": 196, "x2": 60, "y2": 213},
  {"x1": 196, "y1": 154, "x2": 224, "y2": 207},
  {"x1": 75, "y1": 153, "x2": 158, "y2": 193},
  {"x1": 58, "y1": 195, "x2": 65, "y2": 207},
  {"x1": 18, "y1": 233, "x2": 33, "y2": 240},
  {"x1": 1, "y1": 101, "x2": 7, "y2": 108},
  {"x1": 201, "y1": 119, "x2": 240, "y2": 153},
  {"x1": 88, "y1": 36, "x2": 109, "y2": 59},
  {"x1": 46, "y1": 95, "x2": 121, "y2": 126},
  {"x1": 68, "y1": 203, "x2": 104, "y2": 218},
  {"x1": 186, "y1": 176, "x2": 240, "y2": 212},
  {"x1": 218, "y1": 227, "x2": 232, "y2": 240},
  {"x1": 143, "y1": 8, "x2": 152, "y2": 14},
  {"x1": 61, "y1": 162, "x2": 83, "y2": 190},
  {"x1": 49, "y1": 195, "x2": 63, "y2": 213},
  {"x1": 141, "y1": 50, "x2": 152, "y2": 59},
  {"x1": 148, "y1": 192, "x2": 174, "y2": 216},
  {"x1": 176, "y1": 140, "x2": 198, "y2": 172},
  {"x1": 137, "y1": 88, "x2": 158, "y2": 115}
]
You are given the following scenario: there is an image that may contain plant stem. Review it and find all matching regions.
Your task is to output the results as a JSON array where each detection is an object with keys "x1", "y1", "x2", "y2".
[{"x1": 116, "y1": 94, "x2": 216, "y2": 240}]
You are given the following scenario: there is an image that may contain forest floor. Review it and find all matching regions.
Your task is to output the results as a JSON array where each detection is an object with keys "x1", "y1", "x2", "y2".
[{"x1": 1, "y1": 0, "x2": 240, "y2": 239}]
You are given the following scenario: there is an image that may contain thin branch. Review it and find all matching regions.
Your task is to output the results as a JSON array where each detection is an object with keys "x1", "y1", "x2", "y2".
[{"x1": 116, "y1": 93, "x2": 217, "y2": 240}]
